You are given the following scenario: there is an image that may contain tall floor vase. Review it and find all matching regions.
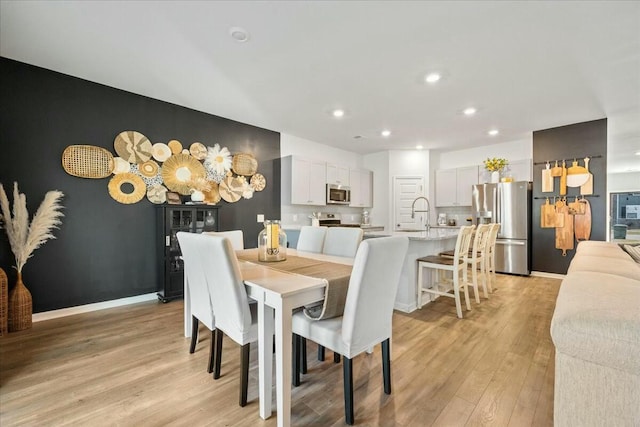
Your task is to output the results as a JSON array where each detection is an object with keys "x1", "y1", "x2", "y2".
[
  {"x1": 0, "y1": 268, "x2": 8, "y2": 336},
  {"x1": 8, "y1": 272, "x2": 32, "y2": 332}
]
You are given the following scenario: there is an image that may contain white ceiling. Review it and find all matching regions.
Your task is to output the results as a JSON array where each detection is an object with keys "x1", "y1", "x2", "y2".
[{"x1": 1, "y1": 1, "x2": 639, "y2": 173}]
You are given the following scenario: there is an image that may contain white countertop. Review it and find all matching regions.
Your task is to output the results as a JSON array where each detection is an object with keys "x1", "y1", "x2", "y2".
[
  {"x1": 282, "y1": 224, "x2": 385, "y2": 231},
  {"x1": 364, "y1": 228, "x2": 459, "y2": 241}
]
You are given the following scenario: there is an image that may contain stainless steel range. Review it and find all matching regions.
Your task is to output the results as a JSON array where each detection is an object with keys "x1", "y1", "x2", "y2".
[{"x1": 316, "y1": 213, "x2": 361, "y2": 228}]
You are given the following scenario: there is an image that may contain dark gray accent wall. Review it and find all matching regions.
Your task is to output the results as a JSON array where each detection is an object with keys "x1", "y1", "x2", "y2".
[
  {"x1": 0, "y1": 58, "x2": 280, "y2": 312},
  {"x1": 532, "y1": 119, "x2": 607, "y2": 274}
]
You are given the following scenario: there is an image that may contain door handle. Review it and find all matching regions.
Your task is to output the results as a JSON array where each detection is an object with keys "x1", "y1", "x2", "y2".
[{"x1": 495, "y1": 240, "x2": 526, "y2": 246}]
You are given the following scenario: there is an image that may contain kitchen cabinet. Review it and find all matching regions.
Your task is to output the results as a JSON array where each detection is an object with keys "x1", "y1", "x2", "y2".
[
  {"x1": 281, "y1": 155, "x2": 327, "y2": 206},
  {"x1": 326, "y1": 163, "x2": 350, "y2": 186},
  {"x1": 349, "y1": 169, "x2": 373, "y2": 207},
  {"x1": 156, "y1": 205, "x2": 219, "y2": 303},
  {"x1": 435, "y1": 166, "x2": 478, "y2": 207},
  {"x1": 506, "y1": 159, "x2": 532, "y2": 182}
]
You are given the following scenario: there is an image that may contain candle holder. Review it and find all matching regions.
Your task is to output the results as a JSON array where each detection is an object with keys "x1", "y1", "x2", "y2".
[{"x1": 258, "y1": 220, "x2": 287, "y2": 262}]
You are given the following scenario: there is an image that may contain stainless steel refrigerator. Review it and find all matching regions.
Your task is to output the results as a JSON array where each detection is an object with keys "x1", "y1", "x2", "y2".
[{"x1": 472, "y1": 181, "x2": 532, "y2": 275}]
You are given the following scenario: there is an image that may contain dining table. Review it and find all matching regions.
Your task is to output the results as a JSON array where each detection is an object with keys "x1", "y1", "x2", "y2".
[{"x1": 183, "y1": 248, "x2": 354, "y2": 427}]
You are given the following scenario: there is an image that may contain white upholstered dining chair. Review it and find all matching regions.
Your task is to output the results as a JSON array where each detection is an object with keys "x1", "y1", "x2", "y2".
[
  {"x1": 177, "y1": 232, "x2": 216, "y2": 374},
  {"x1": 486, "y1": 223, "x2": 501, "y2": 293},
  {"x1": 322, "y1": 227, "x2": 364, "y2": 258},
  {"x1": 417, "y1": 225, "x2": 475, "y2": 318},
  {"x1": 296, "y1": 226, "x2": 327, "y2": 253},
  {"x1": 177, "y1": 232, "x2": 259, "y2": 407},
  {"x1": 203, "y1": 230, "x2": 244, "y2": 250},
  {"x1": 292, "y1": 236, "x2": 409, "y2": 425}
]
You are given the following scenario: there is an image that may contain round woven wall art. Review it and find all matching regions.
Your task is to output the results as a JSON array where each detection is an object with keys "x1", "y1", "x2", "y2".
[
  {"x1": 114, "y1": 131, "x2": 153, "y2": 163},
  {"x1": 108, "y1": 172, "x2": 146, "y2": 204},
  {"x1": 112, "y1": 157, "x2": 131, "y2": 174},
  {"x1": 232, "y1": 153, "x2": 258, "y2": 176},
  {"x1": 139, "y1": 160, "x2": 159, "y2": 177},
  {"x1": 167, "y1": 139, "x2": 183, "y2": 154},
  {"x1": 147, "y1": 184, "x2": 168, "y2": 204},
  {"x1": 250, "y1": 173, "x2": 266, "y2": 191},
  {"x1": 152, "y1": 143, "x2": 172, "y2": 162},
  {"x1": 219, "y1": 176, "x2": 244, "y2": 203},
  {"x1": 62, "y1": 145, "x2": 114, "y2": 179},
  {"x1": 161, "y1": 153, "x2": 206, "y2": 195},
  {"x1": 189, "y1": 142, "x2": 207, "y2": 160},
  {"x1": 203, "y1": 181, "x2": 221, "y2": 204}
]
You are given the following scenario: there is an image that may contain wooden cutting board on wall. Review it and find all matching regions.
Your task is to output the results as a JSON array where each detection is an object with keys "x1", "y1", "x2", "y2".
[
  {"x1": 555, "y1": 201, "x2": 574, "y2": 256},
  {"x1": 542, "y1": 162, "x2": 553, "y2": 192},
  {"x1": 574, "y1": 199, "x2": 592, "y2": 241},
  {"x1": 540, "y1": 198, "x2": 556, "y2": 227}
]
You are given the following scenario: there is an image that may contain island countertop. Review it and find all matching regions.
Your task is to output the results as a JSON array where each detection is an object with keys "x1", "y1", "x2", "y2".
[{"x1": 364, "y1": 228, "x2": 459, "y2": 241}]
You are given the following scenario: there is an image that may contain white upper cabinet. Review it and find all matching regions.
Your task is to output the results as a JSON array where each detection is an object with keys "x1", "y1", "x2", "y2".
[
  {"x1": 349, "y1": 169, "x2": 373, "y2": 208},
  {"x1": 326, "y1": 163, "x2": 350, "y2": 186},
  {"x1": 506, "y1": 159, "x2": 533, "y2": 182},
  {"x1": 435, "y1": 166, "x2": 478, "y2": 207},
  {"x1": 282, "y1": 156, "x2": 327, "y2": 206}
]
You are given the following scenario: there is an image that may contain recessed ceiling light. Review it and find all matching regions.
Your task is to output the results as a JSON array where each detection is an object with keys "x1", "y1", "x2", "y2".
[
  {"x1": 425, "y1": 73, "x2": 441, "y2": 83},
  {"x1": 332, "y1": 109, "x2": 345, "y2": 118},
  {"x1": 488, "y1": 129, "x2": 499, "y2": 136},
  {"x1": 463, "y1": 107, "x2": 477, "y2": 116},
  {"x1": 416, "y1": 145, "x2": 424, "y2": 150},
  {"x1": 381, "y1": 130, "x2": 391, "y2": 137},
  {"x1": 635, "y1": 150, "x2": 640, "y2": 156},
  {"x1": 229, "y1": 27, "x2": 250, "y2": 42}
]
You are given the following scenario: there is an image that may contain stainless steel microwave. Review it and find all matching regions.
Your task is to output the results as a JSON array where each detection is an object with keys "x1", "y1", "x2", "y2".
[{"x1": 327, "y1": 184, "x2": 351, "y2": 205}]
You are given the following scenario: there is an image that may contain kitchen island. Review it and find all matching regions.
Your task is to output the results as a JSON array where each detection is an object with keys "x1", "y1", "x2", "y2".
[{"x1": 364, "y1": 229, "x2": 459, "y2": 312}]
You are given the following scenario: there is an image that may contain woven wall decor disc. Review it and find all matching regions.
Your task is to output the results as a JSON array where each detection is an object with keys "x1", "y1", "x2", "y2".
[
  {"x1": 139, "y1": 160, "x2": 159, "y2": 177},
  {"x1": 161, "y1": 153, "x2": 206, "y2": 195},
  {"x1": 167, "y1": 139, "x2": 183, "y2": 154},
  {"x1": 62, "y1": 145, "x2": 114, "y2": 178},
  {"x1": 189, "y1": 142, "x2": 207, "y2": 160},
  {"x1": 250, "y1": 173, "x2": 266, "y2": 191},
  {"x1": 219, "y1": 176, "x2": 244, "y2": 203},
  {"x1": 114, "y1": 131, "x2": 153, "y2": 163},
  {"x1": 147, "y1": 184, "x2": 168, "y2": 204},
  {"x1": 152, "y1": 143, "x2": 172, "y2": 162},
  {"x1": 108, "y1": 173, "x2": 146, "y2": 204},
  {"x1": 203, "y1": 181, "x2": 221, "y2": 204},
  {"x1": 232, "y1": 153, "x2": 258, "y2": 176},
  {"x1": 112, "y1": 157, "x2": 131, "y2": 174}
]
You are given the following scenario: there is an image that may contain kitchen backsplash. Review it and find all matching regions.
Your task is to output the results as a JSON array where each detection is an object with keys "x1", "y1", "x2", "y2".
[
  {"x1": 435, "y1": 206, "x2": 473, "y2": 226},
  {"x1": 281, "y1": 205, "x2": 366, "y2": 226}
]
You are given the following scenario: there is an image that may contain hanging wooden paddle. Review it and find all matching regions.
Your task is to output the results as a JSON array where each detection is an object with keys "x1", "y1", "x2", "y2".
[
  {"x1": 551, "y1": 160, "x2": 563, "y2": 177},
  {"x1": 580, "y1": 157, "x2": 594, "y2": 195},
  {"x1": 542, "y1": 162, "x2": 553, "y2": 193},
  {"x1": 566, "y1": 159, "x2": 590, "y2": 187},
  {"x1": 574, "y1": 197, "x2": 592, "y2": 242},
  {"x1": 555, "y1": 198, "x2": 574, "y2": 256},
  {"x1": 540, "y1": 198, "x2": 556, "y2": 228},
  {"x1": 559, "y1": 160, "x2": 568, "y2": 196}
]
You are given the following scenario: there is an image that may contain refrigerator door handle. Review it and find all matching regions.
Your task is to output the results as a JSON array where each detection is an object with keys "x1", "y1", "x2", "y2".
[{"x1": 496, "y1": 240, "x2": 526, "y2": 246}]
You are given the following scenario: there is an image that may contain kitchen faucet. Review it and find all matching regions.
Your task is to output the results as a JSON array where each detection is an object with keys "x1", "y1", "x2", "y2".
[{"x1": 411, "y1": 196, "x2": 431, "y2": 232}]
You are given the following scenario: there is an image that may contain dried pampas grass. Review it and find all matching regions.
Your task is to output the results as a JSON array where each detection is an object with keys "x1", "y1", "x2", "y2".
[{"x1": 0, "y1": 182, "x2": 64, "y2": 273}]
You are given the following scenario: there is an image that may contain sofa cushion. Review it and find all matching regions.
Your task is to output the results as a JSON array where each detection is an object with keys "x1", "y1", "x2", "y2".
[
  {"x1": 622, "y1": 244, "x2": 640, "y2": 263},
  {"x1": 551, "y1": 271, "x2": 640, "y2": 375},
  {"x1": 567, "y1": 255, "x2": 640, "y2": 281}
]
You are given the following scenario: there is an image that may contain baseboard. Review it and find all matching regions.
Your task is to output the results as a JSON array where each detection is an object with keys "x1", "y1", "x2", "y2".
[
  {"x1": 32, "y1": 293, "x2": 158, "y2": 322},
  {"x1": 531, "y1": 271, "x2": 566, "y2": 280},
  {"x1": 393, "y1": 301, "x2": 415, "y2": 313}
]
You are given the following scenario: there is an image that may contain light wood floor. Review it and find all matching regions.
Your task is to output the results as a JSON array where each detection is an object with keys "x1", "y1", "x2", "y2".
[{"x1": 0, "y1": 273, "x2": 560, "y2": 426}]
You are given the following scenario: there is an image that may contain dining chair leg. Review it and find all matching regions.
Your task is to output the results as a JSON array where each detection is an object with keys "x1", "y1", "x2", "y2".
[
  {"x1": 318, "y1": 345, "x2": 325, "y2": 361},
  {"x1": 301, "y1": 337, "x2": 308, "y2": 374},
  {"x1": 292, "y1": 334, "x2": 301, "y2": 387},
  {"x1": 214, "y1": 330, "x2": 223, "y2": 379},
  {"x1": 382, "y1": 338, "x2": 391, "y2": 394},
  {"x1": 471, "y1": 263, "x2": 480, "y2": 303},
  {"x1": 239, "y1": 343, "x2": 250, "y2": 407},
  {"x1": 334, "y1": 353, "x2": 341, "y2": 363},
  {"x1": 207, "y1": 329, "x2": 215, "y2": 374},
  {"x1": 190, "y1": 315, "x2": 198, "y2": 354},
  {"x1": 343, "y1": 356, "x2": 354, "y2": 425},
  {"x1": 453, "y1": 269, "x2": 463, "y2": 319}
]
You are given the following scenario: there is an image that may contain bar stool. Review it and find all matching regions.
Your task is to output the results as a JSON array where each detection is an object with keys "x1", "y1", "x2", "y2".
[
  {"x1": 416, "y1": 225, "x2": 475, "y2": 318},
  {"x1": 486, "y1": 223, "x2": 501, "y2": 293}
]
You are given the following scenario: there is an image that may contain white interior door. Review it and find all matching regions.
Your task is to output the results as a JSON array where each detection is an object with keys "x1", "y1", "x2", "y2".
[{"x1": 393, "y1": 176, "x2": 425, "y2": 231}]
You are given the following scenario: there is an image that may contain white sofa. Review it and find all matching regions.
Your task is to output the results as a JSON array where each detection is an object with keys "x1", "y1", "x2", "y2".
[{"x1": 550, "y1": 241, "x2": 640, "y2": 426}]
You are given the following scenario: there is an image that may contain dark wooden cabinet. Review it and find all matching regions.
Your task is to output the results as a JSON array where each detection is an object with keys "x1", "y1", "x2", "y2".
[{"x1": 156, "y1": 205, "x2": 219, "y2": 302}]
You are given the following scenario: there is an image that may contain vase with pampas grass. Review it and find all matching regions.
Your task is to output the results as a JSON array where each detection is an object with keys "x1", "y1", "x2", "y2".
[{"x1": 0, "y1": 182, "x2": 64, "y2": 331}]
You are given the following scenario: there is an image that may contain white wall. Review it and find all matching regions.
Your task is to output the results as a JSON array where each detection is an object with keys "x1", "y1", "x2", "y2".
[
  {"x1": 608, "y1": 172, "x2": 640, "y2": 192},
  {"x1": 280, "y1": 133, "x2": 362, "y2": 167},
  {"x1": 436, "y1": 137, "x2": 533, "y2": 170},
  {"x1": 363, "y1": 151, "x2": 389, "y2": 230}
]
